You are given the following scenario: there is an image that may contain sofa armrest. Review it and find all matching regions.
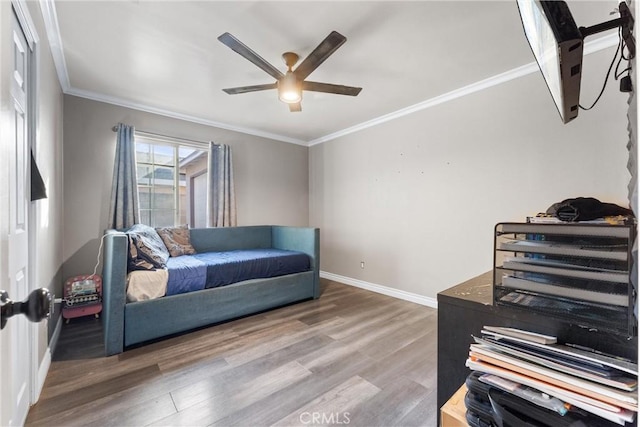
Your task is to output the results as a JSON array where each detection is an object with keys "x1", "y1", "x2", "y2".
[
  {"x1": 102, "y1": 230, "x2": 128, "y2": 355},
  {"x1": 272, "y1": 226, "x2": 320, "y2": 299}
]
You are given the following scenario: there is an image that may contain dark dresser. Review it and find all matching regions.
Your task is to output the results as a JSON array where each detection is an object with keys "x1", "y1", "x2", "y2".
[{"x1": 436, "y1": 271, "x2": 638, "y2": 415}]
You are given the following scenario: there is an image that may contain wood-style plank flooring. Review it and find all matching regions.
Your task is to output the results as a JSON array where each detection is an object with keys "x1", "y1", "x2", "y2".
[{"x1": 25, "y1": 279, "x2": 438, "y2": 427}]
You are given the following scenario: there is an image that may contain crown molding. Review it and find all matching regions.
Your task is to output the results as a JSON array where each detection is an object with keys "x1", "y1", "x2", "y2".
[
  {"x1": 308, "y1": 62, "x2": 539, "y2": 146},
  {"x1": 308, "y1": 32, "x2": 619, "y2": 147},
  {"x1": 65, "y1": 87, "x2": 308, "y2": 146},
  {"x1": 39, "y1": 0, "x2": 69, "y2": 92},
  {"x1": 41, "y1": 0, "x2": 619, "y2": 148},
  {"x1": 40, "y1": 0, "x2": 305, "y2": 146},
  {"x1": 583, "y1": 32, "x2": 619, "y2": 55}
]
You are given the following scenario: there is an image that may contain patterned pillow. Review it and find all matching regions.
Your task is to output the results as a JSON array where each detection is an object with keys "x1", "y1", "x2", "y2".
[
  {"x1": 156, "y1": 225, "x2": 196, "y2": 257},
  {"x1": 126, "y1": 224, "x2": 170, "y2": 270},
  {"x1": 127, "y1": 237, "x2": 154, "y2": 271}
]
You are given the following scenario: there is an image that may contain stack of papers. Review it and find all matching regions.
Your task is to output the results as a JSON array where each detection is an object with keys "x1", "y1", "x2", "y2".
[{"x1": 466, "y1": 326, "x2": 638, "y2": 425}]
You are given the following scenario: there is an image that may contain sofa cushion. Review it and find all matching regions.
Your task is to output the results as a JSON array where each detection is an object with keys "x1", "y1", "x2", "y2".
[
  {"x1": 194, "y1": 249, "x2": 311, "y2": 289},
  {"x1": 127, "y1": 224, "x2": 170, "y2": 270},
  {"x1": 156, "y1": 225, "x2": 197, "y2": 257}
]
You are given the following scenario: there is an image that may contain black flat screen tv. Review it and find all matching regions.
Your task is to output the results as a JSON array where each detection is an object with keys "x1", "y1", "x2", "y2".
[{"x1": 516, "y1": 0, "x2": 584, "y2": 124}]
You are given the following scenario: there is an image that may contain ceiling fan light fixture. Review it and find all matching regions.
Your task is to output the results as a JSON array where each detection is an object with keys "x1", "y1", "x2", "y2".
[
  {"x1": 219, "y1": 32, "x2": 360, "y2": 111},
  {"x1": 278, "y1": 72, "x2": 302, "y2": 104}
]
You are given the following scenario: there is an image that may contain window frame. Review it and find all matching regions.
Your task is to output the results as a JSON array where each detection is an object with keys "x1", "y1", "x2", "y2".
[{"x1": 134, "y1": 133, "x2": 208, "y2": 228}]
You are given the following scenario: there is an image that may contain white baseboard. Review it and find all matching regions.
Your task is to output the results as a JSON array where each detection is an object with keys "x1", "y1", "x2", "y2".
[
  {"x1": 48, "y1": 313, "x2": 62, "y2": 358},
  {"x1": 320, "y1": 271, "x2": 438, "y2": 309},
  {"x1": 35, "y1": 347, "x2": 51, "y2": 402},
  {"x1": 32, "y1": 313, "x2": 62, "y2": 404}
]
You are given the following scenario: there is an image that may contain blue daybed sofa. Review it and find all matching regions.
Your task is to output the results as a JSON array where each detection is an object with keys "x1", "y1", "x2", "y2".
[{"x1": 102, "y1": 225, "x2": 320, "y2": 356}]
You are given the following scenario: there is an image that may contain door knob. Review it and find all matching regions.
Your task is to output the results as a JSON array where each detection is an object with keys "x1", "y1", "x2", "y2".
[{"x1": 0, "y1": 288, "x2": 52, "y2": 330}]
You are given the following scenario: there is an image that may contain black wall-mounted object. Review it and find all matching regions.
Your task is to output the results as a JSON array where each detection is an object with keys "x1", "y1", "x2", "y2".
[
  {"x1": 516, "y1": 1, "x2": 635, "y2": 124},
  {"x1": 31, "y1": 150, "x2": 47, "y2": 201}
]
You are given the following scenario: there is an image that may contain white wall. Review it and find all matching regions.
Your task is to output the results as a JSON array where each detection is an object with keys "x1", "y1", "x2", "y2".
[
  {"x1": 27, "y1": 0, "x2": 65, "y2": 363},
  {"x1": 62, "y1": 96, "x2": 309, "y2": 279},
  {"x1": 309, "y1": 47, "x2": 631, "y2": 300}
]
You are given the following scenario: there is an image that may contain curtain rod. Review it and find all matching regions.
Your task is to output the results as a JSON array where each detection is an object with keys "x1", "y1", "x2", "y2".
[{"x1": 111, "y1": 125, "x2": 213, "y2": 147}]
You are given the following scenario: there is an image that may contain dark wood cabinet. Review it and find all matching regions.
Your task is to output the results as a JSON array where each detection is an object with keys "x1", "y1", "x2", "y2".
[{"x1": 436, "y1": 271, "x2": 638, "y2": 417}]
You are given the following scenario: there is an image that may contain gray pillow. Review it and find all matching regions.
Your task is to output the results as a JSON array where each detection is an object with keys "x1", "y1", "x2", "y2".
[{"x1": 126, "y1": 224, "x2": 170, "y2": 270}]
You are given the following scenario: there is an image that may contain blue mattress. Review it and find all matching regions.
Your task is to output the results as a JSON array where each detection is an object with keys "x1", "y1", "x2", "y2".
[
  {"x1": 165, "y1": 248, "x2": 310, "y2": 295},
  {"x1": 195, "y1": 249, "x2": 310, "y2": 289},
  {"x1": 166, "y1": 256, "x2": 207, "y2": 296}
]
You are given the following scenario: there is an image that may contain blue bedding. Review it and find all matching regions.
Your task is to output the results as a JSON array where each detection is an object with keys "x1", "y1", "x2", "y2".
[
  {"x1": 165, "y1": 248, "x2": 310, "y2": 295},
  {"x1": 196, "y1": 249, "x2": 311, "y2": 289},
  {"x1": 166, "y1": 256, "x2": 207, "y2": 296}
]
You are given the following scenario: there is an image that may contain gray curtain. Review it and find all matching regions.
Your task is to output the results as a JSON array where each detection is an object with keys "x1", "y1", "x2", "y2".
[
  {"x1": 207, "y1": 142, "x2": 236, "y2": 227},
  {"x1": 108, "y1": 123, "x2": 139, "y2": 229}
]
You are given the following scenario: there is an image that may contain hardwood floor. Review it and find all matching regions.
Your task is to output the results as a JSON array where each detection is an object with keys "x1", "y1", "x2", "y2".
[{"x1": 25, "y1": 279, "x2": 438, "y2": 427}]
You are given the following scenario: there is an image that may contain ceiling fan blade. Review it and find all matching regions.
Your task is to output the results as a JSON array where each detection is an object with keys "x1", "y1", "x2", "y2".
[
  {"x1": 218, "y1": 32, "x2": 284, "y2": 81},
  {"x1": 222, "y1": 83, "x2": 277, "y2": 95},
  {"x1": 303, "y1": 81, "x2": 362, "y2": 96},
  {"x1": 289, "y1": 102, "x2": 302, "y2": 112},
  {"x1": 294, "y1": 31, "x2": 346, "y2": 81}
]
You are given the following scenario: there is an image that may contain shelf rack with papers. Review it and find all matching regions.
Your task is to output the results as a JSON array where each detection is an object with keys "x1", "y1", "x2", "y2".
[{"x1": 493, "y1": 222, "x2": 636, "y2": 337}]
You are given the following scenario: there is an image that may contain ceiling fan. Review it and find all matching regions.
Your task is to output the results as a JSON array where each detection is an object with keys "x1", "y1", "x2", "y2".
[{"x1": 218, "y1": 31, "x2": 362, "y2": 112}]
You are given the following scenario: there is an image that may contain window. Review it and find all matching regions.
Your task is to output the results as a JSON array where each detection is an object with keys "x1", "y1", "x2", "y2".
[{"x1": 135, "y1": 137, "x2": 208, "y2": 227}]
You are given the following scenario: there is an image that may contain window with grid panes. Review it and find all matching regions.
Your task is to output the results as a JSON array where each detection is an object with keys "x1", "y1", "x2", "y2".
[{"x1": 135, "y1": 137, "x2": 208, "y2": 227}]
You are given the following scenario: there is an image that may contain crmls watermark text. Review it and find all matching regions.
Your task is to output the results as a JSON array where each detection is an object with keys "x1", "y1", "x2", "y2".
[{"x1": 299, "y1": 411, "x2": 351, "y2": 425}]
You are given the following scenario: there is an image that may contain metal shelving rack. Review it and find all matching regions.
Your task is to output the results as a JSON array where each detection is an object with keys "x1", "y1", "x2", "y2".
[{"x1": 493, "y1": 222, "x2": 636, "y2": 337}]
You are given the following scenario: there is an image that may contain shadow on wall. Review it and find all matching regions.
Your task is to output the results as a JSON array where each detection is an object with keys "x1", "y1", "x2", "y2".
[
  {"x1": 61, "y1": 237, "x2": 103, "y2": 291},
  {"x1": 47, "y1": 265, "x2": 64, "y2": 342}
]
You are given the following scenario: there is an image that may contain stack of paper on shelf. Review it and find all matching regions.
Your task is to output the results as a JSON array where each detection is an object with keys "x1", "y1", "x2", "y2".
[
  {"x1": 465, "y1": 326, "x2": 638, "y2": 426},
  {"x1": 492, "y1": 222, "x2": 634, "y2": 337}
]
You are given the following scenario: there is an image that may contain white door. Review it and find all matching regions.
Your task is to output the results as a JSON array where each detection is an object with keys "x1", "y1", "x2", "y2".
[{"x1": 0, "y1": 9, "x2": 32, "y2": 427}]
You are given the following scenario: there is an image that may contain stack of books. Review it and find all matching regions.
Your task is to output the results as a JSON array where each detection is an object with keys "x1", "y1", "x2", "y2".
[{"x1": 465, "y1": 326, "x2": 638, "y2": 425}]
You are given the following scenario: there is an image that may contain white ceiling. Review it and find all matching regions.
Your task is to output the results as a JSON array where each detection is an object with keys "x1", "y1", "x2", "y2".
[{"x1": 48, "y1": 1, "x2": 621, "y2": 145}]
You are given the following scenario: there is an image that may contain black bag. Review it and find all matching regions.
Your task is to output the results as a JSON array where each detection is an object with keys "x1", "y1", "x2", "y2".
[
  {"x1": 465, "y1": 372, "x2": 498, "y2": 427},
  {"x1": 464, "y1": 371, "x2": 622, "y2": 427},
  {"x1": 546, "y1": 197, "x2": 633, "y2": 222}
]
